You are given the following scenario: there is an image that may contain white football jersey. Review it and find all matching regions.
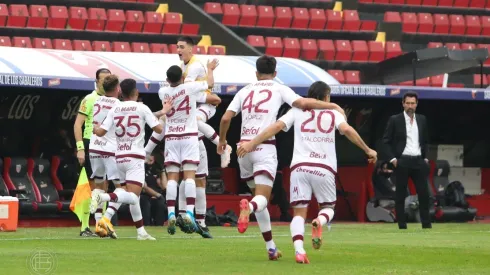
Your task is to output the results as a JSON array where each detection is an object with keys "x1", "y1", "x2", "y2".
[
  {"x1": 89, "y1": 96, "x2": 120, "y2": 153},
  {"x1": 227, "y1": 80, "x2": 301, "y2": 141},
  {"x1": 279, "y1": 108, "x2": 346, "y2": 172},
  {"x1": 158, "y1": 81, "x2": 208, "y2": 136},
  {"x1": 101, "y1": 101, "x2": 160, "y2": 157}
]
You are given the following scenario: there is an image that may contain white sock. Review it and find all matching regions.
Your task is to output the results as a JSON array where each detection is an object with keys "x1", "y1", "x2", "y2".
[
  {"x1": 318, "y1": 208, "x2": 335, "y2": 226},
  {"x1": 129, "y1": 197, "x2": 147, "y2": 235},
  {"x1": 101, "y1": 189, "x2": 138, "y2": 204},
  {"x1": 249, "y1": 195, "x2": 267, "y2": 214},
  {"x1": 144, "y1": 129, "x2": 165, "y2": 155},
  {"x1": 166, "y1": 180, "x2": 178, "y2": 215},
  {"x1": 255, "y1": 208, "x2": 275, "y2": 250},
  {"x1": 198, "y1": 120, "x2": 219, "y2": 146},
  {"x1": 290, "y1": 216, "x2": 306, "y2": 254},
  {"x1": 178, "y1": 180, "x2": 186, "y2": 217},
  {"x1": 104, "y1": 201, "x2": 121, "y2": 220},
  {"x1": 196, "y1": 186, "x2": 206, "y2": 227},
  {"x1": 185, "y1": 178, "x2": 196, "y2": 214},
  {"x1": 94, "y1": 189, "x2": 105, "y2": 222}
]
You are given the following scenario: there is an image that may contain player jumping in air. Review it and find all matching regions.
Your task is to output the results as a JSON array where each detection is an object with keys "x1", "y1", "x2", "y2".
[
  {"x1": 238, "y1": 81, "x2": 377, "y2": 264},
  {"x1": 218, "y1": 55, "x2": 345, "y2": 260}
]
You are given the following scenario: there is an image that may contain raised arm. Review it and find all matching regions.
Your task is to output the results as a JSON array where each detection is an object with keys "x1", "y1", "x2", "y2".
[{"x1": 206, "y1": 59, "x2": 219, "y2": 89}]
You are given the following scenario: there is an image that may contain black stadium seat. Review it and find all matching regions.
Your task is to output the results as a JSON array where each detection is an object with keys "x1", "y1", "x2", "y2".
[
  {"x1": 0, "y1": 159, "x2": 9, "y2": 196},
  {"x1": 30, "y1": 158, "x2": 71, "y2": 211},
  {"x1": 3, "y1": 157, "x2": 36, "y2": 213}
]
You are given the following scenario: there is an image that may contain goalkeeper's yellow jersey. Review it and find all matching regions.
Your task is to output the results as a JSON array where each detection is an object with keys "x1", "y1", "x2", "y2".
[{"x1": 181, "y1": 56, "x2": 212, "y2": 94}]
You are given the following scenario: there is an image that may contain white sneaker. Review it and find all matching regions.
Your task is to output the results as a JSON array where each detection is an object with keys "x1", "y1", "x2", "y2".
[
  {"x1": 220, "y1": 145, "x2": 232, "y2": 168},
  {"x1": 137, "y1": 234, "x2": 156, "y2": 241},
  {"x1": 89, "y1": 190, "x2": 101, "y2": 214}
]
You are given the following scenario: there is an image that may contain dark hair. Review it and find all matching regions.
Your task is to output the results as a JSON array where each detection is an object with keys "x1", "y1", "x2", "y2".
[
  {"x1": 177, "y1": 36, "x2": 194, "y2": 46},
  {"x1": 96, "y1": 68, "x2": 111, "y2": 80},
  {"x1": 167, "y1": 65, "x2": 183, "y2": 84},
  {"x1": 256, "y1": 55, "x2": 276, "y2": 75},
  {"x1": 102, "y1": 75, "x2": 119, "y2": 93},
  {"x1": 307, "y1": 81, "x2": 331, "y2": 100},
  {"x1": 403, "y1": 92, "x2": 418, "y2": 103},
  {"x1": 120, "y1": 78, "x2": 137, "y2": 98}
]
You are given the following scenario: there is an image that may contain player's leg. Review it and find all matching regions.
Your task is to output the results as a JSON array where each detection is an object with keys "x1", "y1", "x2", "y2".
[
  {"x1": 289, "y1": 168, "x2": 312, "y2": 264},
  {"x1": 180, "y1": 137, "x2": 200, "y2": 232},
  {"x1": 195, "y1": 140, "x2": 212, "y2": 238},
  {"x1": 177, "y1": 176, "x2": 187, "y2": 232},
  {"x1": 99, "y1": 156, "x2": 123, "y2": 229},
  {"x1": 311, "y1": 170, "x2": 336, "y2": 249},
  {"x1": 166, "y1": 168, "x2": 180, "y2": 235},
  {"x1": 89, "y1": 154, "x2": 108, "y2": 224},
  {"x1": 236, "y1": 154, "x2": 254, "y2": 233}
]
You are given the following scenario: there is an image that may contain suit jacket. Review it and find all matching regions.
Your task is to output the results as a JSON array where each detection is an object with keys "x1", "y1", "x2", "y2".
[{"x1": 382, "y1": 112, "x2": 429, "y2": 160}]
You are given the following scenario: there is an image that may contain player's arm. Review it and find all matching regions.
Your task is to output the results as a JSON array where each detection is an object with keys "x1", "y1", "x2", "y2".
[
  {"x1": 205, "y1": 59, "x2": 219, "y2": 88},
  {"x1": 338, "y1": 120, "x2": 377, "y2": 162},
  {"x1": 94, "y1": 108, "x2": 114, "y2": 137},
  {"x1": 144, "y1": 105, "x2": 165, "y2": 134},
  {"x1": 199, "y1": 92, "x2": 221, "y2": 105},
  {"x1": 74, "y1": 113, "x2": 86, "y2": 149},
  {"x1": 159, "y1": 172, "x2": 167, "y2": 190},
  {"x1": 281, "y1": 86, "x2": 345, "y2": 117}
]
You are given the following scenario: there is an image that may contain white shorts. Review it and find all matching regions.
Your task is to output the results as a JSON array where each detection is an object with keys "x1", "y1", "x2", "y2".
[
  {"x1": 197, "y1": 103, "x2": 217, "y2": 122},
  {"x1": 289, "y1": 164, "x2": 337, "y2": 208},
  {"x1": 89, "y1": 151, "x2": 119, "y2": 182},
  {"x1": 116, "y1": 155, "x2": 145, "y2": 187},
  {"x1": 237, "y1": 142, "x2": 277, "y2": 187},
  {"x1": 196, "y1": 139, "x2": 208, "y2": 179},
  {"x1": 164, "y1": 134, "x2": 199, "y2": 171}
]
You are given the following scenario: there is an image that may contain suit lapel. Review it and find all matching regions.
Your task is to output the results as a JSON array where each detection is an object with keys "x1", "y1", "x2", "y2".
[
  {"x1": 416, "y1": 114, "x2": 423, "y2": 142},
  {"x1": 399, "y1": 113, "x2": 406, "y2": 136}
]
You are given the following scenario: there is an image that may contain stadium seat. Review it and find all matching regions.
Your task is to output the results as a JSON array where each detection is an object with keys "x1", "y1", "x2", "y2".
[
  {"x1": 68, "y1": 7, "x2": 88, "y2": 30},
  {"x1": 7, "y1": 4, "x2": 29, "y2": 28},
  {"x1": 449, "y1": 15, "x2": 465, "y2": 35},
  {"x1": 401, "y1": 12, "x2": 418, "y2": 33},
  {"x1": 474, "y1": 74, "x2": 488, "y2": 86},
  {"x1": 30, "y1": 158, "x2": 70, "y2": 211},
  {"x1": 385, "y1": 41, "x2": 402, "y2": 59},
  {"x1": 368, "y1": 41, "x2": 385, "y2": 62},
  {"x1": 430, "y1": 75, "x2": 444, "y2": 86},
  {"x1": 465, "y1": 15, "x2": 481, "y2": 35},
  {"x1": 445, "y1": 43, "x2": 461, "y2": 50},
  {"x1": 53, "y1": 39, "x2": 73, "y2": 50},
  {"x1": 168, "y1": 44, "x2": 178, "y2": 53},
  {"x1": 470, "y1": 0, "x2": 486, "y2": 8},
  {"x1": 181, "y1": 24, "x2": 199, "y2": 35},
  {"x1": 328, "y1": 70, "x2": 345, "y2": 84},
  {"x1": 461, "y1": 43, "x2": 476, "y2": 50},
  {"x1": 193, "y1": 45, "x2": 207, "y2": 55},
  {"x1": 0, "y1": 4, "x2": 7, "y2": 26},
  {"x1": 222, "y1": 4, "x2": 239, "y2": 26},
  {"x1": 438, "y1": 0, "x2": 453, "y2": 6},
  {"x1": 48, "y1": 6, "x2": 68, "y2": 29},
  {"x1": 3, "y1": 158, "x2": 38, "y2": 211},
  {"x1": 0, "y1": 36, "x2": 11, "y2": 47},
  {"x1": 274, "y1": 7, "x2": 292, "y2": 28},
  {"x1": 416, "y1": 77, "x2": 430, "y2": 87},
  {"x1": 33, "y1": 38, "x2": 53, "y2": 49},
  {"x1": 247, "y1": 35, "x2": 265, "y2": 50},
  {"x1": 343, "y1": 10, "x2": 361, "y2": 31},
  {"x1": 208, "y1": 45, "x2": 226, "y2": 55},
  {"x1": 265, "y1": 37, "x2": 283, "y2": 57},
  {"x1": 124, "y1": 10, "x2": 144, "y2": 32},
  {"x1": 434, "y1": 14, "x2": 449, "y2": 34},
  {"x1": 309, "y1": 8, "x2": 326, "y2": 30},
  {"x1": 257, "y1": 5, "x2": 274, "y2": 27},
  {"x1": 417, "y1": 13, "x2": 433, "y2": 33},
  {"x1": 406, "y1": 0, "x2": 422, "y2": 5},
  {"x1": 86, "y1": 8, "x2": 107, "y2": 31},
  {"x1": 344, "y1": 70, "x2": 361, "y2": 84},
  {"x1": 0, "y1": 160, "x2": 9, "y2": 197},
  {"x1": 27, "y1": 5, "x2": 48, "y2": 28},
  {"x1": 351, "y1": 40, "x2": 369, "y2": 62},
  {"x1": 317, "y1": 39, "x2": 335, "y2": 60},
  {"x1": 162, "y1": 12, "x2": 182, "y2": 34},
  {"x1": 326, "y1": 10, "x2": 342, "y2": 30},
  {"x1": 137, "y1": 0, "x2": 154, "y2": 3},
  {"x1": 13, "y1": 37, "x2": 32, "y2": 48},
  {"x1": 150, "y1": 43, "x2": 169, "y2": 53},
  {"x1": 384, "y1": 12, "x2": 401, "y2": 23},
  {"x1": 428, "y1": 42, "x2": 443, "y2": 48},
  {"x1": 131, "y1": 42, "x2": 150, "y2": 53},
  {"x1": 93, "y1": 41, "x2": 111, "y2": 52},
  {"x1": 477, "y1": 44, "x2": 490, "y2": 65},
  {"x1": 239, "y1": 5, "x2": 257, "y2": 26},
  {"x1": 143, "y1": 12, "x2": 163, "y2": 33},
  {"x1": 454, "y1": 0, "x2": 470, "y2": 7},
  {"x1": 291, "y1": 8, "x2": 309, "y2": 29},
  {"x1": 113, "y1": 41, "x2": 131, "y2": 52},
  {"x1": 300, "y1": 39, "x2": 318, "y2": 60},
  {"x1": 361, "y1": 20, "x2": 377, "y2": 31},
  {"x1": 204, "y1": 2, "x2": 222, "y2": 15},
  {"x1": 283, "y1": 38, "x2": 300, "y2": 58},
  {"x1": 73, "y1": 40, "x2": 93, "y2": 51},
  {"x1": 481, "y1": 16, "x2": 490, "y2": 36},
  {"x1": 106, "y1": 9, "x2": 126, "y2": 32},
  {"x1": 335, "y1": 40, "x2": 353, "y2": 61}
]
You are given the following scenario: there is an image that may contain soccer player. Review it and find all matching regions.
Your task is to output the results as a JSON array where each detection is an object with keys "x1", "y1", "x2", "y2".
[
  {"x1": 237, "y1": 81, "x2": 377, "y2": 264},
  {"x1": 88, "y1": 75, "x2": 125, "y2": 237},
  {"x1": 158, "y1": 60, "x2": 221, "y2": 236},
  {"x1": 218, "y1": 55, "x2": 345, "y2": 260},
  {"x1": 92, "y1": 78, "x2": 172, "y2": 240},
  {"x1": 73, "y1": 68, "x2": 111, "y2": 237}
]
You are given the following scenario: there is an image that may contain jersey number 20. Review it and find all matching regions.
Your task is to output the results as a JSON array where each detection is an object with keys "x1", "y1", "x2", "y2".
[{"x1": 301, "y1": 110, "x2": 335, "y2": 133}]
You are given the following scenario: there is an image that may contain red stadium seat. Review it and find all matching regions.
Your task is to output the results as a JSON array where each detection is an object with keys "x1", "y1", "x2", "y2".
[
  {"x1": 181, "y1": 24, "x2": 199, "y2": 35},
  {"x1": 474, "y1": 74, "x2": 488, "y2": 86},
  {"x1": 368, "y1": 41, "x2": 385, "y2": 62},
  {"x1": 257, "y1": 6, "x2": 274, "y2": 27},
  {"x1": 309, "y1": 8, "x2": 326, "y2": 30},
  {"x1": 86, "y1": 8, "x2": 107, "y2": 31},
  {"x1": 204, "y1": 2, "x2": 222, "y2": 15},
  {"x1": 465, "y1": 15, "x2": 481, "y2": 35},
  {"x1": 392, "y1": 0, "x2": 404, "y2": 5},
  {"x1": 406, "y1": 0, "x2": 422, "y2": 5},
  {"x1": 351, "y1": 40, "x2": 368, "y2": 62},
  {"x1": 68, "y1": 7, "x2": 88, "y2": 30},
  {"x1": 384, "y1": 12, "x2": 401, "y2": 23},
  {"x1": 291, "y1": 8, "x2": 309, "y2": 29},
  {"x1": 428, "y1": 42, "x2": 443, "y2": 48},
  {"x1": 7, "y1": 4, "x2": 29, "y2": 28},
  {"x1": 481, "y1": 16, "x2": 490, "y2": 36},
  {"x1": 106, "y1": 9, "x2": 126, "y2": 32},
  {"x1": 470, "y1": 0, "x2": 486, "y2": 8},
  {"x1": 417, "y1": 13, "x2": 433, "y2": 33},
  {"x1": 265, "y1": 37, "x2": 283, "y2": 57},
  {"x1": 317, "y1": 39, "x2": 335, "y2": 60},
  {"x1": 143, "y1": 12, "x2": 163, "y2": 33},
  {"x1": 131, "y1": 42, "x2": 150, "y2": 53},
  {"x1": 300, "y1": 39, "x2": 318, "y2": 60},
  {"x1": 150, "y1": 43, "x2": 169, "y2": 53},
  {"x1": 422, "y1": 0, "x2": 438, "y2": 5},
  {"x1": 401, "y1": 12, "x2": 418, "y2": 33},
  {"x1": 222, "y1": 4, "x2": 239, "y2": 26},
  {"x1": 0, "y1": 36, "x2": 11, "y2": 47},
  {"x1": 283, "y1": 38, "x2": 300, "y2": 58},
  {"x1": 343, "y1": 10, "x2": 361, "y2": 31},
  {"x1": 445, "y1": 43, "x2": 461, "y2": 50},
  {"x1": 73, "y1": 40, "x2": 93, "y2": 51},
  {"x1": 344, "y1": 70, "x2": 360, "y2": 84},
  {"x1": 137, "y1": 0, "x2": 154, "y2": 3},
  {"x1": 477, "y1": 44, "x2": 490, "y2": 65},
  {"x1": 449, "y1": 15, "x2": 465, "y2": 35},
  {"x1": 461, "y1": 43, "x2": 476, "y2": 50},
  {"x1": 438, "y1": 0, "x2": 453, "y2": 6},
  {"x1": 361, "y1": 20, "x2": 377, "y2": 31},
  {"x1": 416, "y1": 77, "x2": 430, "y2": 87},
  {"x1": 326, "y1": 10, "x2": 342, "y2": 30},
  {"x1": 162, "y1": 12, "x2": 182, "y2": 34},
  {"x1": 274, "y1": 7, "x2": 292, "y2": 28},
  {"x1": 430, "y1": 75, "x2": 444, "y2": 86},
  {"x1": 27, "y1": 5, "x2": 48, "y2": 28},
  {"x1": 33, "y1": 38, "x2": 52, "y2": 49},
  {"x1": 327, "y1": 70, "x2": 345, "y2": 84},
  {"x1": 124, "y1": 10, "x2": 144, "y2": 32},
  {"x1": 53, "y1": 39, "x2": 73, "y2": 50},
  {"x1": 113, "y1": 41, "x2": 131, "y2": 52},
  {"x1": 13, "y1": 37, "x2": 32, "y2": 48},
  {"x1": 48, "y1": 6, "x2": 68, "y2": 29},
  {"x1": 0, "y1": 4, "x2": 7, "y2": 26},
  {"x1": 385, "y1": 41, "x2": 402, "y2": 58},
  {"x1": 247, "y1": 35, "x2": 265, "y2": 48},
  {"x1": 239, "y1": 5, "x2": 257, "y2": 26},
  {"x1": 93, "y1": 41, "x2": 111, "y2": 52},
  {"x1": 169, "y1": 44, "x2": 178, "y2": 53},
  {"x1": 454, "y1": 0, "x2": 470, "y2": 7},
  {"x1": 208, "y1": 45, "x2": 226, "y2": 55},
  {"x1": 335, "y1": 40, "x2": 353, "y2": 61},
  {"x1": 193, "y1": 45, "x2": 207, "y2": 55},
  {"x1": 433, "y1": 14, "x2": 449, "y2": 34}
]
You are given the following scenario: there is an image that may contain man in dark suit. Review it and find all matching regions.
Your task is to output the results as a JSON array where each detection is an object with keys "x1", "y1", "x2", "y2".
[{"x1": 382, "y1": 92, "x2": 432, "y2": 229}]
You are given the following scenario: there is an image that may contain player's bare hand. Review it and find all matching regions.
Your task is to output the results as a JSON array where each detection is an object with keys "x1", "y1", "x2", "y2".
[
  {"x1": 162, "y1": 98, "x2": 173, "y2": 114},
  {"x1": 217, "y1": 140, "x2": 227, "y2": 155},
  {"x1": 77, "y1": 150, "x2": 85, "y2": 166},
  {"x1": 207, "y1": 58, "x2": 219, "y2": 71},
  {"x1": 366, "y1": 149, "x2": 377, "y2": 164},
  {"x1": 236, "y1": 141, "x2": 255, "y2": 158}
]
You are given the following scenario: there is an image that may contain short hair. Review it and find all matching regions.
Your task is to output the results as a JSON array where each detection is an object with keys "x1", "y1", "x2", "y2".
[
  {"x1": 102, "y1": 75, "x2": 119, "y2": 93},
  {"x1": 177, "y1": 36, "x2": 194, "y2": 46},
  {"x1": 96, "y1": 68, "x2": 111, "y2": 80},
  {"x1": 256, "y1": 55, "x2": 276, "y2": 75},
  {"x1": 403, "y1": 92, "x2": 418, "y2": 103},
  {"x1": 167, "y1": 65, "x2": 183, "y2": 84},
  {"x1": 120, "y1": 78, "x2": 137, "y2": 98},
  {"x1": 307, "y1": 81, "x2": 331, "y2": 100}
]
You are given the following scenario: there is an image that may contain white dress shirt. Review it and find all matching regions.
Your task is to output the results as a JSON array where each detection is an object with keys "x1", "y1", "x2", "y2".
[{"x1": 390, "y1": 111, "x2": 422, "y2": 163}]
